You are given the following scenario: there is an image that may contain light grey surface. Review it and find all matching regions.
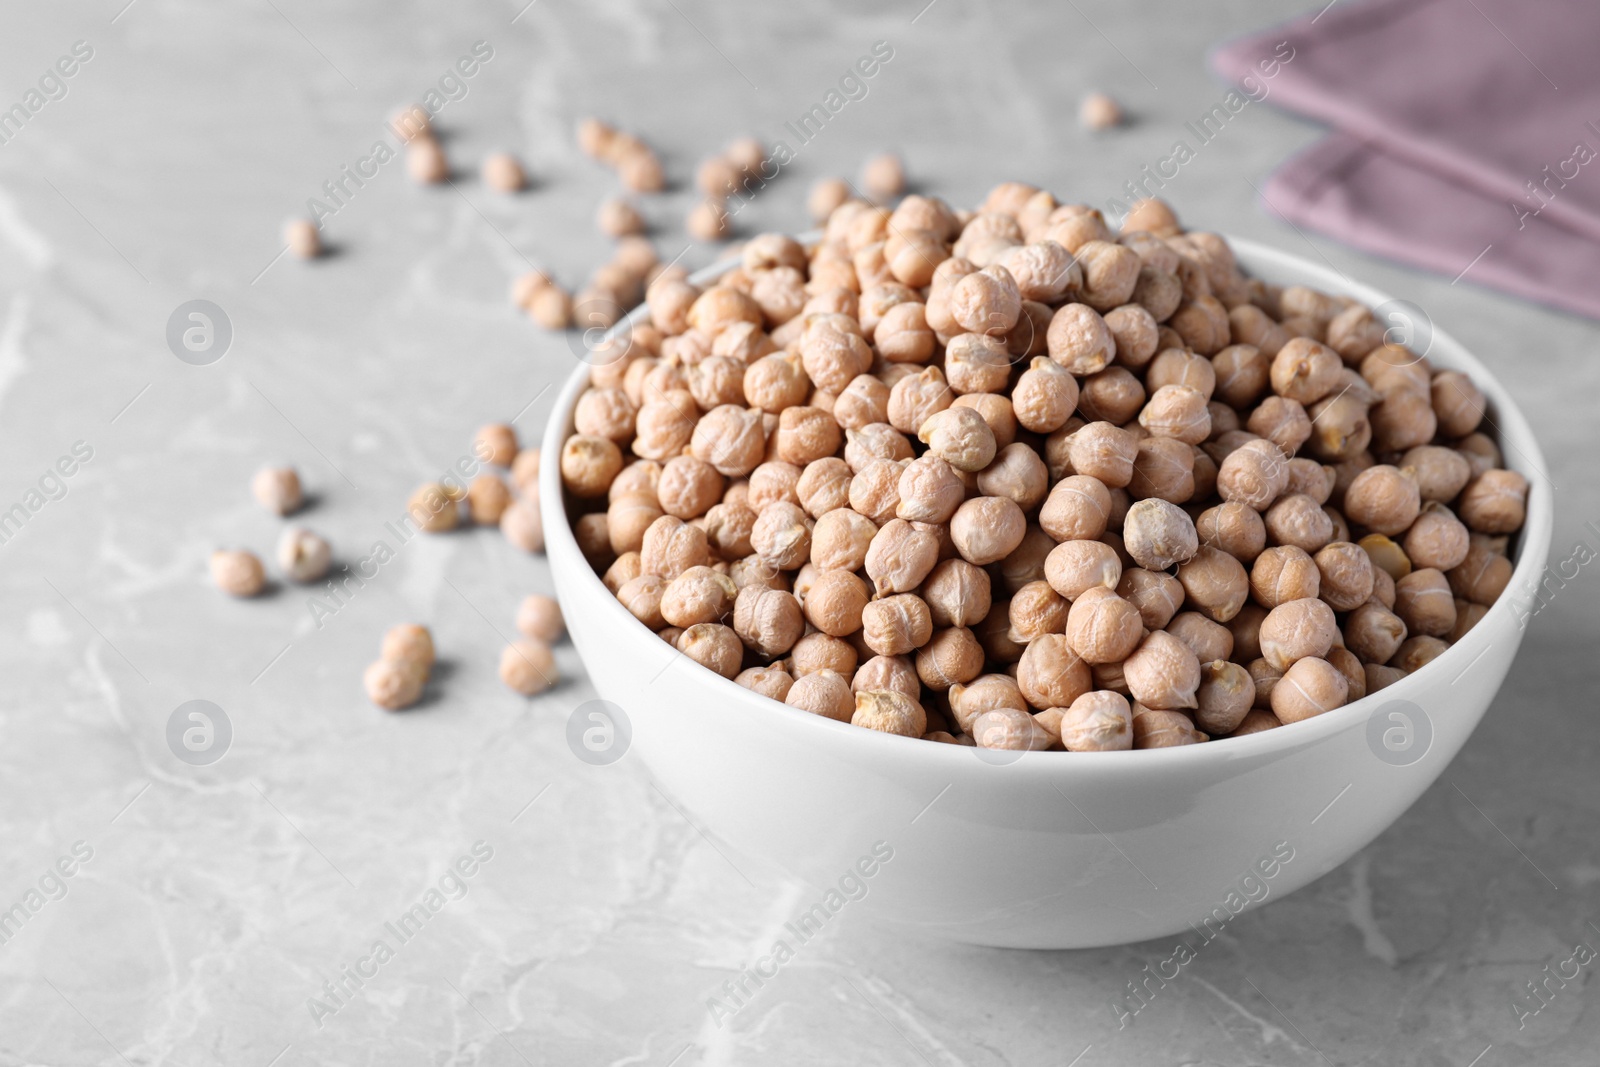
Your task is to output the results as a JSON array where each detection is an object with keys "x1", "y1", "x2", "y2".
[{"x1": 2, "y1": 1, "x2": 1598, "y2": 1063}]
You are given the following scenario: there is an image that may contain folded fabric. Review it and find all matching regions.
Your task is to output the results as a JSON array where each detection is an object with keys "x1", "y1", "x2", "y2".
[
  {"x1": 1211, "y1": 0, "x2": 1600, "y2": 319},
  {"x1": 1265, "y1": 133, "x2": 1600, "y2": 320}
]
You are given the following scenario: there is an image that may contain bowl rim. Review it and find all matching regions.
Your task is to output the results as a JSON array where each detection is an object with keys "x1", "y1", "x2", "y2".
[{"x1": 541, "y1": 233, "x2": 1554, "y2": 770}]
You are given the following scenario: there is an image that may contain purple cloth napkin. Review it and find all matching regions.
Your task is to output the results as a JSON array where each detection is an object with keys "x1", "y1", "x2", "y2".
[{"x1": 1212, "y1": 0, "x2": 1600, "y2": 319}]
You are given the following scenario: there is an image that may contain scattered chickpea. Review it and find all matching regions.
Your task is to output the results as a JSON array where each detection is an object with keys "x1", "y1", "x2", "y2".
[
  {"x1": 253, "y1": 466, "x2": 303, "y2": 516},
  {"x1": 862, "y1": 153, "x2": 906, "y2": 201},
  {"x1": 211, "y1": 549, "x2": 265, "y2": 597},
  {"x1": 407, "y1": 135, "x2": 448, "y2": 184},
  {"x1": 364, "y1": 659, "x2": 426, "y2": 710},
  {"x1": 499, "y1": 638, "x2": 558, "y2": 695},
  {"x1": 285, "y1": 219, "x2": 321, "y2": 259},
  {"x1": 1079, "y1": 92, "x2": 1124, "y2": 131},
  {"x1": 482, "y1": 152, "x2": 527, "y2": 193},
  {"x1": 500, "y1": 499, "x2": 544, "y2": 553},
  {"x1": 277, "y1": 528, "x2": 332, "y2": 584}
]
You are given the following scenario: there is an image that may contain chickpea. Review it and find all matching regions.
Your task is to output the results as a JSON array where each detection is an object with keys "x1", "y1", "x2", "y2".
[
  {"x1": 865, "y1": 518, "x2": 940, "y2": 595},
  {"x1": 1369, "y1": 388, "x2": 1438, "y2": 453},
  {"x1": 510, "y1": 447, "x2": 543, "y2": 494},
  {"x1": 1045, "y1": 539, "x2": 1123, "y2": 601},
  {"x1": 1016, "y1": 633, "x2": 1092, "y2": 710},
  {"x1": 1264, "y1": 494, "x2": 1335, "y2": 554},
  {"x1": 1400, "y1": 445, "x2": 1472, "y2": 504},
  {"x1": 364, "y1": 658, "x2": 426, "y2": 710},
  {"x1": 1270, "y1": 337, "x2": 1342, "y2": 405},
  {"x1": 846, "y1": 424, "x2": 915, "y2": 473},
  {"x1": 660, "y1": 566, "x2": 735, "y2": 628},
  {"x1": 895, "y1": 454, "x2": 966, "y2": 524},
  {"x1": 1061, "y1": 586, "x2": 1142, "y2": 665},
  {"x1": 1049, "y1": 691, "x2": 1131, "y2": 751},
  {"x1": 1247, "y1": 658, "x2": 1282, "y2": 710},
  {"x1": 1123, "y1": 630, "x2": 1200, "y2": 710},
  {"x1": 500, "y1": 499, "x2": 545, "y2": 553},
  {"x1": 1078, "y1": 366, "x2": 1147, "y2": 425},
  {"x1": 640, "y1": 515, "x2": 711, "y2": 580},
  {"x1": 269, "y1": 524, "x2": 331, "y2": 584},
  {"x1": 916, "y1": 627, "x2": 985, "y2": 691},
  {"x1": 560, "y1": 435, "x2": 624, "y2": 499},
  {"x1": 1284, "y1": 458, "x2": 1336, "y2": 505},
  {"x1": 944, "y1": 673, "x2": 1021, "y2": 732},
  {"x1": 253, "y1": 466, "x2": 304, "y2": 515},
  {"x1": 604, "y1": 553, "x2": 642, "y2": 593},
  {"x1": 1216, "y1": 438, "x2": 1289, "y2": 511},
  {"x1": 861, "y1": 594, "x2": 935, "y2": 657},
  {"x1": 1398, "y1": 502, "x2": 1469, "y2": 572},
  {"x1": 799, "y1": 568, "x2": 865, "y2": 636},
  {"x1": 1113, "y1": 568, "x2": 1181, "y2": 632},
  {"x1": 949, "y1": 264, "x2": 1022, "y2": 336},
  {"x1": 1122, "y1": 498, "x2": 1199, "y2": 571},
  {"x1": 1457, "y1": 469, "x2": 1528, "y2": 534},
  {"x1": 943, "y1": 333, "x2": 1012, "y2": 395},
  {"x1": 849, "y1": 458, "x2": 905, "y2": 525},
  {"x1": 1008, "y1": 579, "x2": 1069, "y2": 643},
  {"x1": 608, "y1": 492, "x2": 663, "y2": 555},
  {"x1": 1393, "y1": 568, "x2": 1456, "y2": 638},
  {"x1": 1448, "y1": 541, "x2": 1513, "y2": 606},
  {"x1": 1343, "y1": 465, "x2": 1421, "y2": 537},
  {"x1": 1176, "y1": 546, "x2": 1250, "y2": 623},
  {"x1": 1066, "y1": 422, "x2": 1139, "y2": 488},
  {"x1": 1075, "y1": 240, "x2": 1141, "y2": 311},
  {"x1": 1227, "y1": 710, "x2": 1282, "y2": 737},
  {"x1": 1306, "y1": 392, "x2": 1372, "y2": 463},
  {"x1": 1258, "y1": 597, "x2": 1339, "y2": 672},
  {"x1": 1047, "y1": 303, "x2": 1116, "y2": 374},
  {"x1": 735, "y1": 666, "x2": 793, "y2": 702},
  {"x1": 1195, "y1": 501, "x2": 1266, "y2": 564},
  {"x1": 950, "y1": 496, "x2": 1026, "y2": 566},
  {"x1": 210, "y1": 546, "x2": 268, "y2": 597},
  {"x1": 1167, "y1": 611, "x2": 1233, "y2": 665},
  {"x1": 575, "y1": 513, "x2": 611, "y2": 567},
  {"x1": 770, "y1": 667, "x2": 851, "y2": 721},
  {"x1": 690, "y1": 405, "x2": 767, "y2": 477},
  {"x1": 1138, "y1": 385, "x2": 1212, "y2": 445},
  {"x1": 1012, "y1": 357, "x2": 1080, "y2": 433},
  {"x1": 1304, "y1": 541, "x2": 1372, "y2": 612},
  {"x1": 1270, "y1": 656, "x2": 1347, "y2": 724},
  {"x1": 887, "y1": 365, "x2": 955, "y2": 434},
  {"x1": 976, "y1": 443, "x2": 1049, "y2": 510},
  {"x1": 1190, "y1": 659, "x2": 1254, "y2": 736},
  {"x1": 1131, "y1": 706, "x2": 1206, "y2": 748}
]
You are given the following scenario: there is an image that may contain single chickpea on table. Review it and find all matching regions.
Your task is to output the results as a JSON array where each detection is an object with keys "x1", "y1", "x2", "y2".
[{"x1": 547, "y1": 184, "x2": 1528, "y2": 751}]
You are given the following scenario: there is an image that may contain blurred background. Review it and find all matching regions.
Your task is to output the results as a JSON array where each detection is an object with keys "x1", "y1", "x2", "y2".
[{"x1": 1, "y1": 0, "x2": 1597, "y2": 1063}]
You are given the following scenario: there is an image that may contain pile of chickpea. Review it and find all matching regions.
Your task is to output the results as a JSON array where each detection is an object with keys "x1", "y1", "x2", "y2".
[{"x1": 558, "y1": 186, "x2": 1529, "y2": 752}]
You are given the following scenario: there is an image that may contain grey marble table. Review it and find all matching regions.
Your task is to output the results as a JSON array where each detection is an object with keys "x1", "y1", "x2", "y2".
[{"x1": 2, "y1": 1, "x2": 1598, "y2": 1063}]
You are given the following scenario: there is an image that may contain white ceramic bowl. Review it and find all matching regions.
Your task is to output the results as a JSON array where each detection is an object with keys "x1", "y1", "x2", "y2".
[{"x1": 542, "y1": 237, "x2": 1551, "y2": 949}]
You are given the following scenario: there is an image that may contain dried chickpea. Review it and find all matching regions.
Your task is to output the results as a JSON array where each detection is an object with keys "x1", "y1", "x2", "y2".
[
  {"x1": 737, "y1": 666, "x2": 794, "y2": 701},
  {"x1": 1309, "y1": 541, "x2": 1374, "y2": 611},
  {"x1": 1016, "y1": 634, "x2": 1092, "y2": 710},
  {"x1": 1270, "y1": 656, "x2": 1347, "y2": 723},
  {"x1": 277, "y1": 528, "x2": 332, "y2": 583},
  {"x1": 973, "y1": 707, "x2": 1051, "y2": 751},
  {"x1": 732, "y1": 585, "x2": 803, "y2": 656},
  {"x1": 801, "y1": 569, "x2": 866, "y2": 637},
  {"x1": 1193, "y1": 660, "x2": 1254, "y2": 736},
  {"x1": 916, "y1": 627, "x2": 986, "y2": 691},
  {"x1": 209, "y1": 548, "x2": 265, "y2": 597},
  {"x1": 1122, "y1": 498, "x2": 1199, "y2": 571},
  {"x1": 1369, "y1": 388, "x2": 1438, "y2": 453},
  {"x1": 1076, "y1": 367, "x2": 1144, "y2": 426},
  {"x1": 1138, "y1": 385, "x2": 1211, "y2": 445},
  {"x1": 1248, "y1": 658, "x2": 1282, "y2": 710},
  {"x1": 1270, "y1": 337, "x2": 1342, "y2": 405},
  {"x1": 406, "y1": 135, "x2": 447, "y2": 184},
  {"x1": 1195, "y1": 501, "x2": 1266, "y2": 564},
  {"x1": 1391, "y1": 635, "x2": 1448, "y2": 673},
  {"x1": 1264, "y1": 494, "x2": 1335, "y2": 554},
  {"x1": 656, "y1": 456, "x2": 724, "y2": 520},
  {"x1": 1167, "y1": 611, "x2": 1233, "y2": 665},
  {"x1": 1123, "y1": 631, "x2": 1200, "y2": 710},
  {"x1": 950, "y1": 496, "x2": 1026, "y2": 566},
  {"x1": 1044, "y1": 539, "x2": 1123, "y2": 601},
  {"x1": 1457, "y1": 469, "x2": 1528, "y2": 535},
  {"x1": 1258, "y1": 597, "x2": 1339, "y2": 672},
  {"x1": 1131, "y1": 706, "x2": 1206, "y2": 748},
  {"x1": 608, "y1": 492, "x2": 664, "y2": 555},
  {"x1": 1047, "y1": 303, "x2": 1115, "y2": 374},
  {"x1": 1115, "y1": 568, "x2": 1183, "y2": 631},
  {"x1": 1176, "y1": 546, "x2": 1250, "y2": 623},
  {"x1": 865, "y1": 518, "x2": 940, "y2": 595},
  {"x1": 849, "y1": 458, "x2": 905, "y2": 525},
  {"x1": 1008, "y1": 580, "x2": 1069, "y2": 643},
  {"x1": 777, "y1": 668, "x2": 852, "y2": 721},
  {"x1": 1343, "y1": 465, "x2": 1421, "y2": 537},
  {"x1": 895, "y1": 454, "x2": 965, "y2": 524},
  {"x1": 408, "y1": 483, "x2": 460, "y2": 533},
  {"x1": 1394, "y1": 568, "x2": 1456, "y2": 638},
  {"x1": 1216, "y1": 438, "x2": 1289, "y2": 511},
  {"x1": 946, "y1": 673, "x2": 1024, "y2": 732},
  {"x1": 677, "y1": 623, "x2": 743, "y2": 679},
  {"x1": 1228, "y1": 710, "x2": 1282, "y2": 737},
  {"x1": 640, "y1": 515, "x2": 710, "y2": 579},
  {"x1": 690, "y1": 405, "x2": 767, "y2": 477},
  {"x1": 915, "y1": 559, "x2": 988, "y2": 630},
  {"x1": 1066, "y1": 422, "x2": 1139, "y2": 488},
  {"x1": 918, "y1": 406, "x2": 996, "y2": 473},
  {"x1": 253, "y1": 466, "x2": 303, "y2": 515},
  {"x1": 1344, "y1": 602, "x2": 1407, "y2": 665},
  {"x1": 1050, "y1": 691, "x2": 1130, "y2": 751},
  {"x1": 1448, "y1": 541, "x2": 1512, "y2": 605},
  {"x1": 1037, "y1": 476, "x2": 1110, "y2": 543},
  {"x1": 1065, "y1": 586, "x2": 1144, "y2": 664},
  {"x1": 976, "y1": 443, "x2": 1049, "y2": 510},
  {"x1": 561, "y1": 435, "x2": 624, "y2": 499},
  {"x1": 1400, "y1": 445, "x2": 1472, "y2": 504},
  {"x1": 1011, "y1": 357, "x2": 1079, "y2": 433},
  {"x1": 500, "y1": 499, "x2": 545, "y2": 553},
  {"x1": 1402, "y1": 503, "x2": 1470, "y2": 571},
  {"x1": 861, "y1": 594, "x2": 935, "y2": 657},
  {"x1": 660, "y1": 566, "x2": 735, "y2": 628}
]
